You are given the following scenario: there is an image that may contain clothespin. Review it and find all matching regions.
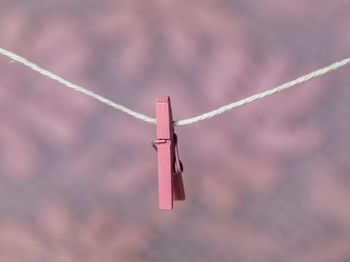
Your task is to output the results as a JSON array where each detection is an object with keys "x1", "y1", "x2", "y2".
[{"x1": 152, "y1": 97, "x2": 185, "y2": 210}]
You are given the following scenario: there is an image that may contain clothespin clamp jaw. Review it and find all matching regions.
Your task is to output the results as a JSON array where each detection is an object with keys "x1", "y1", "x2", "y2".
[{"x1": 152, "y1": 97, "x2": 185, "y2": 210}]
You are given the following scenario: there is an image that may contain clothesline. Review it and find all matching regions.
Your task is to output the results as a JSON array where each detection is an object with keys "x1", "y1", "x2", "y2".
[{"x1": 1, "y1": 47, "x2": 349, "y2": 126}]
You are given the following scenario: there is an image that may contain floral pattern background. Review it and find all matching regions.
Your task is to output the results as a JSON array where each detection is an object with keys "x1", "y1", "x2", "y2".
[{"x1": 0, "y1": 0, "x2": 350, "y2": 261}]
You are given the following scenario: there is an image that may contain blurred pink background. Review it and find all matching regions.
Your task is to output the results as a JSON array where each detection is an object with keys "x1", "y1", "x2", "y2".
[{"x1": 1, "y1": 0, "x2": 350, "y2": 261}]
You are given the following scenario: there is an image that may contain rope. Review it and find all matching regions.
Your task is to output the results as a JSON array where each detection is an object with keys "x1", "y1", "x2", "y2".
[
  {"x1": 0, "y1": 48, "x2": 156, "y2": 124},
  {"x1": 174, "y1": 57, "x2": 350, "y2": 126},
  {"x1": 1, "y1": 47, "x2": 349, "y2": 126}
]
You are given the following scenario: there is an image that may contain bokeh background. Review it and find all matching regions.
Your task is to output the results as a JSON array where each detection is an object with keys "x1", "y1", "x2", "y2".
[{"x1": 1, "y1": 0, "x2": 350, "y2": 261}]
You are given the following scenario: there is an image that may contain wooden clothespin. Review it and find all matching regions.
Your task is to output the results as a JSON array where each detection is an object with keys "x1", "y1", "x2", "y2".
[{"x1": 152, "y1": 97, "x2": 185, "y2": 210}]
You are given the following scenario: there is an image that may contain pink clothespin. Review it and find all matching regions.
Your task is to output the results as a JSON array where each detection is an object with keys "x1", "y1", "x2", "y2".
[{"x1": 152, "y1": 97, "x2": 185, "y2": 210}]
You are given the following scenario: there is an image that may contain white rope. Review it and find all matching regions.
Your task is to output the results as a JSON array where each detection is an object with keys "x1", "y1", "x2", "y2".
[
  {"x1": 1, "y1": 47, "x2": 349, "y2": 126},
  {"x1": 0, "y1": 48, "x2": 156, "y2": 124},
  {"x1": 174, "y1": 57, "x2": 350, "y2": 126}
]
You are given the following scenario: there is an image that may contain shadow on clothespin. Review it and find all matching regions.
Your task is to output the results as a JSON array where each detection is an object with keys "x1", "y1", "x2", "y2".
[{"x1": 152, "y1": 97, "x2": 185, "y2": 210}]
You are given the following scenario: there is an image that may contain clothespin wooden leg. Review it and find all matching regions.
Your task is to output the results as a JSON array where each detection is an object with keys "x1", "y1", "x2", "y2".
[
  {"x1": 155, "y1": 97, "x2": 174, "y2": 210},
  {"x1": 172, "y1": 134, "x2": 185, "y2": 201},
  {"x1": 154, "y1": 97, "x2": 185, "y2": 210}
]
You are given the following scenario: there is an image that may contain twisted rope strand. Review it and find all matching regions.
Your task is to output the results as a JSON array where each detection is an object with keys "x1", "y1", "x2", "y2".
[
  {"x1": 0, "y1": 48, "x2": 156, "y2": 124},
  {"x1": 174, "y1": 57, "x2": 350, "y2": 125},
  {"x1": 1, "y1": 47, "x2": 349, "y2": 126}
]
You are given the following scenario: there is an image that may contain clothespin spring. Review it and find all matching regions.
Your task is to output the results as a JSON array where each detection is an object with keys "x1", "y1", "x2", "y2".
[{"x1": 151, "y1": 134, "x2": 183, "y2": 175}]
